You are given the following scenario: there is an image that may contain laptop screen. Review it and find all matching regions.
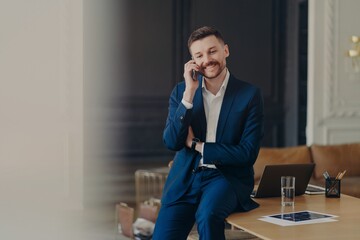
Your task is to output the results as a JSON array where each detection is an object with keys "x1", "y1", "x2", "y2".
[{"x1": 252, "y1": 163, "x2": 315, "y2": 198}]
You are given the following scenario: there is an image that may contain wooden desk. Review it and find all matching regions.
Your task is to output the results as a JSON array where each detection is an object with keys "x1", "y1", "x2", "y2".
[{"x1": 226, "y1": 194, "x2": 360, "y2": 240}]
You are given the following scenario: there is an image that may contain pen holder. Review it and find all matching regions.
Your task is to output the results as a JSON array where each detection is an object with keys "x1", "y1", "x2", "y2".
[{"x1": 325, "y1": 178, "x2": 341, "y2": 198}]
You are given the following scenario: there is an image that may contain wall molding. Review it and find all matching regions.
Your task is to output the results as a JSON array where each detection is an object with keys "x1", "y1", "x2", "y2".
[
  {"x1": 308, "y1": 0, "x2": 360, "y2": 144},
  {"x1": 323, "y1": 0, "x2": 360, "y2": 119},
  {"x1": 325, "y1": 126, "x2": 360, "y2": 144}
]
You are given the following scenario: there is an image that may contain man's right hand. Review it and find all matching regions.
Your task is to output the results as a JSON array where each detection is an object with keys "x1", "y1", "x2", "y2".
[{"x1": 183, "y1": 60, "x2": 200, "y2": 103}]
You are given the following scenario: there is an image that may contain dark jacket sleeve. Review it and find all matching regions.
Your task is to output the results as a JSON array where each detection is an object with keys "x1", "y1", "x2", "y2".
[{"x1": 162, "y1": 83, "x2": 192, "y2": 151}]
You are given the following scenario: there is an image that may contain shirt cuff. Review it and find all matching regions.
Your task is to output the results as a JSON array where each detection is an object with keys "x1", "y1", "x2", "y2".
[{"x1": 181, "y1": 98, "x2": 193, "y2": 109}]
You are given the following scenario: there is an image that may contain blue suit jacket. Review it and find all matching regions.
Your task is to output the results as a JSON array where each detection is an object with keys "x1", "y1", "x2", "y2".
[{"x1": 161, "y1": 74, "x2": 264, "y2": 211}]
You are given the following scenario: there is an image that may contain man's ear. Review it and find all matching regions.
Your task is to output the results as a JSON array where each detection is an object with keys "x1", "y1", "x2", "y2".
[{"x1": 224, "y1": 44, "x2": 230, "y2": 57}]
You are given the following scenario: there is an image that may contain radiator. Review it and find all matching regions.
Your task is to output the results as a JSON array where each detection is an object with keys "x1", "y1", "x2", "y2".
[{"x1": 135, "y1": 167, "x2": 169, "y2": 207}]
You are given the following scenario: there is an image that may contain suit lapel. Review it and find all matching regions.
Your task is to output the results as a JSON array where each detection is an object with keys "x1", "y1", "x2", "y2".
[
  {"x1": 216, "y1": 76, "x2": 237, "y2": 142},
  {"x1": 192, "y1": 79, "x2": 207, "y2": 141}
]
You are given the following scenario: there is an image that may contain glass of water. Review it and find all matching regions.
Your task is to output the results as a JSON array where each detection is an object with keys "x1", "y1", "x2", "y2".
[{"x1": 281, "y1": 176, "x2": 295, "y2": 206}]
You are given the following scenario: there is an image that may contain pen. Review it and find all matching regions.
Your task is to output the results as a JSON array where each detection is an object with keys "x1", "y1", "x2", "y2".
[
  {"x1": 337, "y1": 170, "x2": 347, "y2": 180},
  {"x1": 328, "y1": 170, "x2": 347, "y2": 194},
  {"x1": 323, "y1": 171, "x2": 331, "y2": 180},
  {"x1": 335, "y1": 172, "x2": 341, "y2": 179}
]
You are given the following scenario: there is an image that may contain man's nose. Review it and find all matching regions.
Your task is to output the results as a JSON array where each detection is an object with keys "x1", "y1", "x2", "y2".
[{"x1": 203, "y1": 54, "x2": 211, "y2": 65}]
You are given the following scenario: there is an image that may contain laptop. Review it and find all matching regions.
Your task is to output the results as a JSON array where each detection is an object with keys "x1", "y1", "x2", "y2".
[{"x1": 251, "y1": 163, "x2": 315, "y2": 198}]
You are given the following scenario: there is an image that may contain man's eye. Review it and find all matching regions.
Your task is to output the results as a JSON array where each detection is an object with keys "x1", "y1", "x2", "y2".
[
  {"x1": 196, "y1": 55, "x2": 202, "y2": 59},
  {"x1": 210, "y1": 50, "x2": 216, "y2": 54}
]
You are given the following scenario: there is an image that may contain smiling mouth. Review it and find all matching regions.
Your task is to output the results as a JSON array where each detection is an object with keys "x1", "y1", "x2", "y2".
[{"x1": 204, "y1": 63, "x2": 218, "y2": 71}]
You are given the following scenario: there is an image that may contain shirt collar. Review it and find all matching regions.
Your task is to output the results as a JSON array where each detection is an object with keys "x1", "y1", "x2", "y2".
[{"x1": 202, "y1": 68, "x2": 230, "y2": 94}]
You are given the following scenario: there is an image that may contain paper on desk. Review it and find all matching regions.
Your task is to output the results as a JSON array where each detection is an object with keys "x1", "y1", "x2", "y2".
[{"x1": 258, "y1": 210, "x2": 338, "y2": 226}]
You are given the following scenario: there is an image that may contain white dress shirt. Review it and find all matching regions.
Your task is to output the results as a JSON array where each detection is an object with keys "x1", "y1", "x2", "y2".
[{"x1": 182, "y1": 69, "x2": 230, "y2": 168}]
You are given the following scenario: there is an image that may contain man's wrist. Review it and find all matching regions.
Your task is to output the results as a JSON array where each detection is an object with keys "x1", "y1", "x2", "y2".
[
  {"x1": 183, "y1": 89, "x2": 196, "y2": 103},
  {"x1": 190, "y1": 138, "x2": 203, "y2": 154},
  {"x1": 195, "y1": 142, "x2": 203, "y2": 154},
  {"x1": 191, "y1": 138, "x2": 200, "y2": 151},
  {"x1": 181, "y1": 98, "x2": 193, "y2": 109}
]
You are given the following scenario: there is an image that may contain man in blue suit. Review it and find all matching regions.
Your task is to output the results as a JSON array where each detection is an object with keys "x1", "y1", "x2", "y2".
[{"x1": 153, "y1": 26, "x2": 264, "y2": 240}]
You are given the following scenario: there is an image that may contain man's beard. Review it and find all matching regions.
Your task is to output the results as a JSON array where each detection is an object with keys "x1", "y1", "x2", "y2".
[{"x1": 201, "y1": 61, "x2": 226, "y2": 79}]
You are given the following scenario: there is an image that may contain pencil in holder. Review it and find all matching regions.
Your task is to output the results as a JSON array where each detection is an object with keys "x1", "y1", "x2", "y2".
[{"x1": 325, "y1": 178, "x2": 341, "y2": 198}]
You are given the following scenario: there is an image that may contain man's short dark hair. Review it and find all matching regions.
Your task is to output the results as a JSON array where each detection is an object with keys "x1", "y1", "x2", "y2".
[{"x1": 187, "y1": 26, "x2": 225, "y2": 50}]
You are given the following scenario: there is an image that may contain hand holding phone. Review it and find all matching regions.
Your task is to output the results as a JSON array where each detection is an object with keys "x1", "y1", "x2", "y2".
[
  {"x1": 183, "y1": 59, "x2": 200, "y2": 103},
  {"x1": 192, "y1": 70, "x2": 199, "y2": 81},
  {"x1": 184, "y1": 59, "x2": 200, "y2": 81}
]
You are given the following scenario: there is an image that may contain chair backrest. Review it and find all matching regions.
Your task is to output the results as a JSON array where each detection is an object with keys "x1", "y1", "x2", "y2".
[
  {"x1": 310, "y1": 143, "x2": 360, "y2": 179},
  {"x1": 253, "y1": 146, "x2": 312, "y2": 182}
]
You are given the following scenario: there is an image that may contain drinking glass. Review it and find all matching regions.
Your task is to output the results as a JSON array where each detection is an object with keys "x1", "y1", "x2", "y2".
[{"x1": 281, "y1": 176, "x2": 295, "y2": 206}]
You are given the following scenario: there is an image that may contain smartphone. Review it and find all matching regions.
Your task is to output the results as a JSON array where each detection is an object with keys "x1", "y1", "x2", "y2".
[
  {"x1": 191, "y1": 57, "x2": 200, "y2": 81},
  {"x1": 192, "y1": 70, "x2": 198, "y2": 80}
]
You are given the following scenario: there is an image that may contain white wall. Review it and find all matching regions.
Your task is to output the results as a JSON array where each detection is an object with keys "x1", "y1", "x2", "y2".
[
  {"x1": 307, "y1": 0, "x2": 360, "y2": 145},
  {"x1": 0, "y1": 0, "x2": 83, "y2": 239}
]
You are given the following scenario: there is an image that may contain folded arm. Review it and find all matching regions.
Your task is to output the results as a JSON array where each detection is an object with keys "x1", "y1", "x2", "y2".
[{"x1": 203, "y1": 88, "x2": 264, "y2": 167}]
